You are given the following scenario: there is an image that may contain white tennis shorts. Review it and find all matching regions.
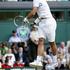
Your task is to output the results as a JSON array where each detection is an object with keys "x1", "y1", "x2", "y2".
[{"x1": 38, "y1": 17, "x2": 57, "y2": 42}]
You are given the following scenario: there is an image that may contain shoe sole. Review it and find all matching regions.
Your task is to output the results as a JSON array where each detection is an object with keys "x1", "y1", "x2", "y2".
[{"x1": 29, "y1": 64, "x2": 43, "y2": 67}]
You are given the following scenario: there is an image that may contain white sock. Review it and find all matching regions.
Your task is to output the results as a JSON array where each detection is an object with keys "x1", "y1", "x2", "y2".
[{"x1": 36, "y1": 56, "x2": 43, "y2": 62}]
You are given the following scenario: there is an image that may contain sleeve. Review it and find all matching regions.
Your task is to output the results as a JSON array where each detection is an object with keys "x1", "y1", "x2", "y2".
[
  {"x1": 33, "y1": 0, "x2": 40, "y2": 7},
  {"x1": 8, "y1": 37, "x2": 12, "y2": 42}
]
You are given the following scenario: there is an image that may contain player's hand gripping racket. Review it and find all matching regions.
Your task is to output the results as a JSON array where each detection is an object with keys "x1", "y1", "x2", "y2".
[{"x1": 14, "y1": 15, "x2": 30, "y2": 42}]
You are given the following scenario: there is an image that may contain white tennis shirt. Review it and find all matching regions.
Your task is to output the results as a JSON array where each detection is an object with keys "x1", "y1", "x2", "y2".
[{"x1": 33, "y1": 0, "x2": 52, "y2": 18}]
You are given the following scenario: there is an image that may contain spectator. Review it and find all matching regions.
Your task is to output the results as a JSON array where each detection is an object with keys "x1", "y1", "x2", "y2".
[
  {"x1": 13, "y1": 58, "x2": 25, "y2": 68},
  {"x1": 50, "y1": 53, "x2": 58, "y2": 69},
  {"x1": 11, "y1": 43, "x2": 18, "y2": 54},
  {"x1": 27, "y1": 25, "x2": 38, "y2": 61},
  {"x1": 57, "y1": 42, "x2": 66, "y2": 68},
  {"x1": 27, "y1": 38, "x2": 37, "y2": 62},
  {"x1": 16, "y1": 47, "x2": 29, "y2": 66},
  {"x1": 2, "y1": 56, "x2": 11, "y2": 68},
  {"x1": 58, "y1": 42, "x2": 66, "y2": 56},
  {"x1": 57, "y1": 51, "x2": 66, "y2": 69},
  {"x1": 11, "y1": 43, "x2": 18, "y2": 61},
  {"x1": 43, "y1": 51, "x2": 53, "y2": 70},
  {"x1": 8, "y1": 30, "x2": 21, "y2": 43},
  {"x1": 22, "y1": 42, "x2": 32, "y2": 62},
  {"x1": 3, "y1": 48, "x2": 15, "y2": 67},
  {"x1": 0, "y1": 42, "x2": 9, "y2": 56}
]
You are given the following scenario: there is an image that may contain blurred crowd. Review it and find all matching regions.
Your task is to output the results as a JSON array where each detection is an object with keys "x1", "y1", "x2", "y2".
[
  {"x1": 0, "y1": 40, "x2": 70, "y2": 70},
  {"x1": 0, "y1": 41, "x2": 37, "y2": 68},
  {"x1": 43, "y1": 41, "x2": 70, "y2": 70}
]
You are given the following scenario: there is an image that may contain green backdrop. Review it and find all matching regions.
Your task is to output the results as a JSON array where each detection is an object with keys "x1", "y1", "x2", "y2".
[
  {"x1": 0, "y1": 9, "x2": 70, "y2": 43},
  {"x1": 0, "y1": 20, "x2": 70, "y2": 43}
]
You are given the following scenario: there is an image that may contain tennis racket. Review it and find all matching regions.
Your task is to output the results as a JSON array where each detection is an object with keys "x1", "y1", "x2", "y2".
[{"x1": 14, "y1": 15, "x2": 30, "y2": 42}]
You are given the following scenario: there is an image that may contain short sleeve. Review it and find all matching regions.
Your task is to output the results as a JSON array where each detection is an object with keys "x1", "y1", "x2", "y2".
[
  {"x1": 8, "y1": 37, "x2": 12, "y2": 42},
  {"x1": 33, "y1": 0, "x2": 39, "y2": 7}
]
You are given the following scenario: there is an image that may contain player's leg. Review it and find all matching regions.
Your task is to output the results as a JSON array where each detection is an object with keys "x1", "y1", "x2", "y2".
[
  {"x1": 46, "y1": 18, "x2": 57, "y2": 55},
  {"x1": 47, "y1": 30, "x2": 57, "y2": 55},
  {"x1": 49, "y1": 42, "x2": 57, "y2": 55},
  {"x1": 37, "y1": 38, "x2": 45, "y2": 61},
  {"x1": 29, "y1": 38, "x2": 45, "y2": 67},
  {"x1": 29, "y1": 28, "x2": 45, "y2": 67}
]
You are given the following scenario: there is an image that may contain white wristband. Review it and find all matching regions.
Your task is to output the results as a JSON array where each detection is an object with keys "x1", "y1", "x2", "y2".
[
  {"x1": 23, "y1": 17, "x2": 29, "y2": 23},
  {"x1": 34, "y1": 18, "x2": 40, "y2": 24}
]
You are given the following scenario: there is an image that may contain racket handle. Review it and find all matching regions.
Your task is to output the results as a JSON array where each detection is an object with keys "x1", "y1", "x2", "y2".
[{"x1": 23, "y1": 17, "x2": 29, "y2": 23}]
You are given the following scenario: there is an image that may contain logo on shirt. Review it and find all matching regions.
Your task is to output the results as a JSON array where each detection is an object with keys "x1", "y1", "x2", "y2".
[{"x1": 39, "y1": 3, "x2": 42, "y2": 7}]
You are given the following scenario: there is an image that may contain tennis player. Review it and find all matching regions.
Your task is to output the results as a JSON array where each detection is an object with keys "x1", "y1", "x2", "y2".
[{"x1": 23, "y1": 0, "x2": 57, "y2": 66}]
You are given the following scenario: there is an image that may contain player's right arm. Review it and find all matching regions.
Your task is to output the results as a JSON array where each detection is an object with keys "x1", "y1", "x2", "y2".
[
  {"x1": 23, "y1": 0, "x2": 39, "y2": 23},
  {"x1": 27, "y1": 7, "x2": 38, "y2": 19}
]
